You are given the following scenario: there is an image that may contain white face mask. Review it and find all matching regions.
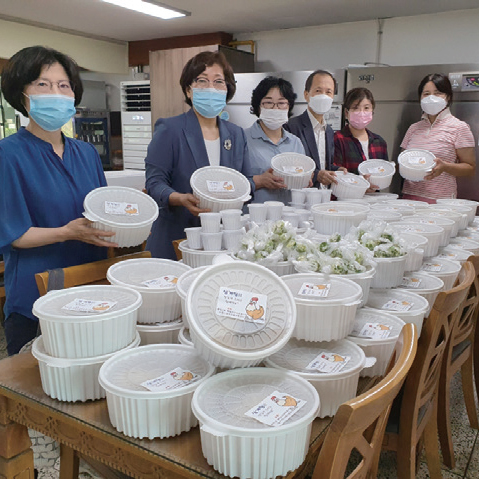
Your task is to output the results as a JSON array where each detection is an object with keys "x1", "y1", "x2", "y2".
[
  {"x1": 308, "y1": 94, "x2": 333, "y2": 114},
  {"x1": 259, "y1": 108, "x2": 289, "y2": 130},
  {"x1": 421, "y1": 95, "x2": 447, "y2": 116}
]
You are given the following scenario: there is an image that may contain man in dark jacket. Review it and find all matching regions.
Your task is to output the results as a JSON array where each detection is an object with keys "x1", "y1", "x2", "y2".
[{"x1": 285, "y1": 70, "x2": 341, "y2": 187}]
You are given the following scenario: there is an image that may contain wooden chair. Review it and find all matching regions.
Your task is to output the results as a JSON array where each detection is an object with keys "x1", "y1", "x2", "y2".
[
  {"x1": 438, "y1": 255, "x2": 479, "y2": 468},
  {"x1": 308, "y1": 323, "x2": 418, "y2": 479},
  {"x1": 35, "y1": 251, "x2": 151, "y2": 296},
  {"x1": 381, "y1": 261, "x2": 475, "y2": 479},
  {"x1": 0, "y1": 260, "x2": 5, "y2": 324},
  {"x1": 172, "y1": 239, "x2": 185, "y2": 261}
]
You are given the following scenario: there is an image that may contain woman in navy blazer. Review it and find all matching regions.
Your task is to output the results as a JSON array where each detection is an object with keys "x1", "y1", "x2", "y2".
[{"x1": 145, "y1": 51, "x2": 253, "y2": 259}]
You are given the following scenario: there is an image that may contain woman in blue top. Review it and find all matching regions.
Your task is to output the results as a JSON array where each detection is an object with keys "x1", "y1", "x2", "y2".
[
  {"x1": 245, "y1": 76, "x2": 306, "y2": 204},
  {"x1": 0, "y1": 46, "x2": 115, "y2": 355},
  {"x1": 145, "y1": 51, "x2": 253, "y2": 260}
]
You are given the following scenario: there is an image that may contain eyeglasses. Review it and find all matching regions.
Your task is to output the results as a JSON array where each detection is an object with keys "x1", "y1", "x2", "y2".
[
  {"x1": 193, "y1": 77, "x2": 227, "y2": 90},
  {"x1": 260, "y1": 100, "x2": 289, "y2": 110},
  {"x1": 30, "y1": 79, "x2": 74, "y2": 94}
]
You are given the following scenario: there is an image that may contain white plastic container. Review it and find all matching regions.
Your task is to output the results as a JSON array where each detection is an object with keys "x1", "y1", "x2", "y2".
[
  {"x1": 265, "y1": 338, "x2": 368, "y2": 418},
  {"x1": 331, "y1": 172, "x2": 370, "y2": 200},
  {"x1": 311, "y1": 202, "x2": 369, "y2": 236},
  {"x1": 348, "y1": 309, "x2": 406, "y2": 377},
  {"x1": 107, "y1": 258, "x2": 191, "y2": 324},
  {"x1": 200, "y1": 232, "x2": 223, "y2": 251},
  {"x1": 386, "y1": 199, "x2": 431, "y2": 211},
  {"x1": 282, "y1": 212, "x2": 300, "y2": 228},
  {"x1": 282, "y1": 274, "x2": 362, "y2": 342},
  {"x1": 398, "y1": 232, "x2": 428, "y2": 272},
  {"x1": 437, "y1": 199, "x2": 479, "y2": 222},
  {"x1": 220, "y1": 209, "x2": 243, "y2": 230},
  {"x1": 417, "y1": 208, "x2": 462, "y2": 237},
  {"x1": 419, "y1": 257, "x2": 461, "y2": 291},
  {"x1": 366, "y1": 289, "x2": 429, "y2": 335},
  {"x1": 83, "y1": 186, "x2": 159, "y2": 247},
  {"x1": 176, "y1": 266, "x2": 210, "y2": 327},
  {"x1": 364, "y1": 192, "x2": 399, "y2": 202},
  {"x1": 192, "y1": 367, "x2": 319, "y2": 479},
  {"x1": 265, "y1": 201, "x2": 285, "y2": 221},
  {"x1": 33, "y1": 285, "x2": 142, "y2": 359},
  {"x1": 291, "y1": 189, "x2": 306, "y2": 204},
  {"x1": 370, "y1": 255, "x2": 407, "y2": 289},
  {"x1": 186, "y1": 262, "x2": 297, "y2": 369},
  {"x1": 259, "y1": 260, "x2": 295, "y2": 276},
  {"x1": 437, "y1": 246, "x2": 472, "y2": 264},
  {"x1": 367, "y1": 210, "x2": 402, "y2": 223},
  {"x1": 406, "y1": 216, "x2": 455, "y2": 247},
  {"x1": 178, "y1": 240, "x2": 231, "y2": 268},
  {"x1": 430, "y1": 205, "x2": 468, "y2": 230},
  {"x1": 398, "y1": 149, "x2": 436, "y2": 181},
  {"x1": 99, "y1": 344, "x2": 215, "y2": 439},
  {"x1": 184, "y1": 227, "x2": 202, "y2": 249},
  {"x1": 199, "y1": 212, "x2": 222, "y2": 233},
  {"x1": 372, "y1": 203, "x2": 415, "y2": 217},
  {"x1": 397, "y1": 223, "x2": 443, "y2": 257},
  {"x1": 248, "y1": 203, "x2": 267, "y2": 224},
  {"x1": 435, "y1": 203, "x2": 475, "y2": 225},
  {"x1": 32, "y1": 332, "x2": 141, "y2": 403},
  {"x1": 358, "y1": 159, "x2": 396, "y2": 190},
  {"x1": 136, "y1": 319, "x2": 183, "y2": 345},
  {"x1": 222, "y1": 228, "x2": 245, "y2": 251},
  {"x1": 399, "y1": 272, "x2": 445, "y2": 312},
  {"x1": 271, "y1": 152, "x2": 316, "y2": 190},
  {"x1": 190, "y1": 166, "x2": 252, "y2": 212},
  {"x1": 178, "y1": 327, "x2": 194, "y2": 347},
  {"x1": 448, "y1": 237, "x2": 479, "y2": 255}
]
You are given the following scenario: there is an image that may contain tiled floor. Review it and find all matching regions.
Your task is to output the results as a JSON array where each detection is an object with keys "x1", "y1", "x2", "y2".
[{"x1": 0, "y1": 324, "x2": 478, "y2": 478}]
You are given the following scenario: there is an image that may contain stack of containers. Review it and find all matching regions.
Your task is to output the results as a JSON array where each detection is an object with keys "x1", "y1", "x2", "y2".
[
  {"x1": 107, "y1": 258, "x2": 192, "y2": 345},
  {"x1": 397, "y1": 232, "x2": 428, "y2": 272},
  {"x1": 396, "y1": 222, "x2": 444, "y2": 257},
  {"x1": 83, "y1": 186, "x2": 159, "y2": 248},
  {"x1": 311, "y1": 202, "x2": 369, "y2": 235},
  {"x1": 418, "y1": 257, "x2": 461, "y2": 290},
  {"x1": 399, "y1": 272, "x2": 445, "y2": 312},
  {"x1": 32, "y1": 285, "x2": 142, "y2": 402},
  {"x1": 290, "y1": 188, "x2": 331, "y2": 209}
]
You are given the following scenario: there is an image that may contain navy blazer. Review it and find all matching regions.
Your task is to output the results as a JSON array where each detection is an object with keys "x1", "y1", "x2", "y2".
[
  {"x1": 145, "y1": 109, "x2": 253, "y2": 259},
  {"x1": 285, "y1": 110, "x2": 336, "y2": 186}
]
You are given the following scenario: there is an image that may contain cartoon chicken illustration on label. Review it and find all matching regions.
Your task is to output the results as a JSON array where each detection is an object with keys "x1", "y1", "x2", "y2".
[
  {"x1": 223, "y1": 181, "x2": 234, "y2": 191},
  {"x1": 171, "y1": 370, "x2": 194, "y2": 381},
  {"x1": 124, "y1": 204, "x2": 138, "y2": 215},
  {"x1": 374, "y1": 324, "x2": 390, "y2": 331},
  {"x1": 271, "y1": 395, "x2": 298, "y2": 407},
  {"x1": 92, "y1": 302, "x2": 111, "y2": 311},
  {"x1": 322, "y1": 353, "x2": 345, "y2": 363},
  {"x1": 245, "y1": 297, "x2": 265, "y2": 320}
]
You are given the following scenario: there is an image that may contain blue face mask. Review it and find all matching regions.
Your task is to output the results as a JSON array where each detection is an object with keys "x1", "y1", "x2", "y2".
[
  {"x1": 192, "y1": 88, "x2": 227, "y2": 118},
  {"x1": 26, "y1": 94, "x2": 76, "y2": 131}
]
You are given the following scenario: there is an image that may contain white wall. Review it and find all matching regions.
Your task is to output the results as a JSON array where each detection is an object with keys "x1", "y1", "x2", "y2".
[
  {"x1": 236, "y1": 8, "x2": 479, "y2": 72},
  {"x1": 0, "y1": 19, "x2": 128, "y2": 74}
]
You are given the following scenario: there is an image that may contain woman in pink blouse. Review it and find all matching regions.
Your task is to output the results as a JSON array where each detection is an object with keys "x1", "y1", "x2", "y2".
[{"x1": 400, "y1": 73, "x2": 475, "y2": 203}]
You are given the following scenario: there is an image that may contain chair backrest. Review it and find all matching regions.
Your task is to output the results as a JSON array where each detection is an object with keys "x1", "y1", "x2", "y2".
[
  {"x1": 35, "y1": 251, "x2": 152, "y2": 296},
  {"x1": 312, "y1": 323, "x2": 418, "y2": 479},
  {"x1": 172, "y1": 239, "x2": 185, "y2": 261},
  {"x1": 399, "y1": 260, "x2": 475, "y2": 440}
]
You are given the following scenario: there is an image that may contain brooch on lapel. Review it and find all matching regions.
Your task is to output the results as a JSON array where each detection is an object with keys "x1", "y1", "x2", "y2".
[{"x1": 224, "y1": 139, "x2": 232, "y2": 151}]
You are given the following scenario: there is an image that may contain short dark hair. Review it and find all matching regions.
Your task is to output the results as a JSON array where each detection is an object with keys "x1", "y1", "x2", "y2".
[
  {"x1": 179, "y1": 51, "x2": 236, "y2": 106},
  {"x1": 250, "y1": 76, "x2": 297, "y2": 117},
  {"x1": 1, "y1": 46, "x2": 83, "y2": 117},
  {"x1": 418, "y1": 73, "x2": 453, "y2": 106},
  {"x1": 304, "y1": 70, "x2": 338, "y2": 95},
  {"x1": 344, "y1": 87, "x2": 376, "y2": 111}
]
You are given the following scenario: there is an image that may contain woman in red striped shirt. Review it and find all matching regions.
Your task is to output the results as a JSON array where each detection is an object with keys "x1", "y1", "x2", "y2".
[{"x1": 401, "y1": 73, "x2": 475, "y2": 203}]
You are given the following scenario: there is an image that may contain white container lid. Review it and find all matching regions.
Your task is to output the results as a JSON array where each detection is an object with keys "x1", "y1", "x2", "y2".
[
  {"x1": 408, "y1": 216, "x2": 455, "y2": 227},
  {"x1": 311, "y1": 202, "x2": 370, "y2": 216},
  {"x1": 179, "y1": 327, "x2": 193, "y2": 346},
  {"x1": 397, "y1": 232, "x2": 428, "y2": 248},
  {"x1": 419, "y1": 257, "x2": 461, "y2": 275},
  {"x1": 176, "y1": 266, "x2": 210, "y2": 300},
  {"x1": 83, "y1": 186, "x2": 159, "y2": 226},
  {"x1": 107, "y1": 258, "x2": 191, "y2": 292},
  {"x1": 99, "y1": 344, "x2": 215, "y2": 399},
  {"x1": 348, "y1": 309, "x2": 405, "y2": 346},
  {"x1": 385, "y1": 199, "x2": 430, "y2": 210},
  {"x1": 364, "y1": 192, "x2": 399, "y2": 202},
  {"x1": 192, "y1": 367, "x2": 319, "y2": 433},
  {"x1": 271, "y1": 152, "x2": 316, "y2": 175},
  {"x1": 33, "y1": 285, "x2": 142, "y2": 322},
  {"x1": 396, "y1": 222, "x2": 443, "y2": 235},
  {"x1": 398, "y1": 149, "x2": 436, "y2": 169},
  {"x1": 371, "y1": 203, "x2": 415, "y2": 215},
  {"x1": 32, "y1": 332, "x2": 141, "y2": 367},
  {"x1": 281, "y1": 273, "x2": 362, "y2": 305},
  {"x1": 449, "y1": 237, "x2": 479, "y2": 252},
  {"x1": 367, "y1": 211, "x2": 402, "y2": 222},
  {"x1": 358, "y1": 159, "x2": 395, "y2": 178},
  {"x1": 136, "y1": 318, "x2": 183, "y2": 332},
  {"x1": 366, "y1": 288, "x2": 429, "y2": 314},
  {"x1": 437, "y1": 198, "x2": 479, "y2": 208},
  {"x1": 186, "y1": 262, "x2": 296, "y2": 355},
  {"x1": 265, "y1": 338, "x2": 366, "y2": 378},
  {"x1": 399, "y1": 272, "x2": 444, "y2": 292},
  {"x1": 437, "y1": 247, "x2": 472, "y2": 262},
  {"x1": 335, "y1": 172, "x2": 370, "y2": 189}
]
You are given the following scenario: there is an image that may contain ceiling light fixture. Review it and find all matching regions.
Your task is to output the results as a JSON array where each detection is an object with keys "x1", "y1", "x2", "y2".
[{"x1": 101, "y1": 0, "x2": 190, "y2": 20}]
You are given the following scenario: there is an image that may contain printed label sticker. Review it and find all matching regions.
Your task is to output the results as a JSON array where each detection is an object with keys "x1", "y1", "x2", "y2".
[
  {"x1": 382, "y1": 299, "x2": 413, "y2": 312},
  {"x1": 368, "y1": 166, "x2": 386, "y2": 174},
  {"x1": 216, "y1": 287, "x2": 267, "y2": 323},
  {"x1": 298, "y1": 282, "x2": 331, "y2": 298},
  {"x1": 207, "y1": 180, "x2": 235, "y2": 193},
  {"x1": 408, "y1": 156, "x2": 427, "y2": 165},
  {"x1": 400, "y1": 277, "x2": 422, "y2": 288},
  {"x1": 244, "y1": 390, "x2": 307, "y2": 427},
  {"x1": 141, "y1": 275, "x2": 178, "y2": 289},
  {"x1": 62, "y1": 298, "x2": 117, "y2": 314},
  {"x1": 421, "y1": 263, "x2": 443, "y2": 272},
  {"x1": 351, "y1": 322, "x2": 392, "y2": 339},
  {"x1": 282, "y1": 165, "x2": 305, "y2": 174},
  {"x1": 306, "y1": 352, "x2": 351, "y2": 374},
  {"x1": 141, "y1": 367, "x2": 200, "y2": 392},
  {"x1": 104, "y1": 201, "x2": 139, "y2": 216}
]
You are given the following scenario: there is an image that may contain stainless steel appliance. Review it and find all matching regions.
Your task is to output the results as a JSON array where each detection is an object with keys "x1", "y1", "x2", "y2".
[
  {"x1": 346, "y1": 64, "x2": 479, "y2": 200},
  {"x1": 224, "y1": 70, "x2": 346, "y2": 131}
]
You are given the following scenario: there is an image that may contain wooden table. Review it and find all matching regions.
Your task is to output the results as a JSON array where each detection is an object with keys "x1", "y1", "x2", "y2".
[{"x1": 0, "y1": 353, "x2": 332, "y2": 479}]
